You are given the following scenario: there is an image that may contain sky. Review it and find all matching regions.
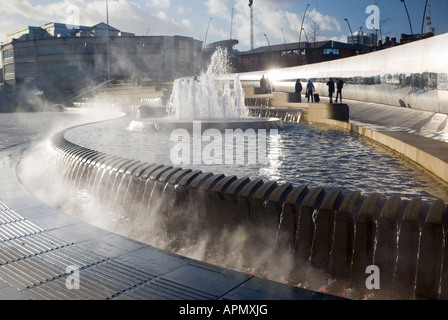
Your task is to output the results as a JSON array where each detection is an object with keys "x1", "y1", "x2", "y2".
[{"x1": 0, "y1": 0, "x2": 447, "y2": 51}]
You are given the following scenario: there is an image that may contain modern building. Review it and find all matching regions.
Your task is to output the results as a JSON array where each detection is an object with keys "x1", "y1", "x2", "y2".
[
  {"x1": 1, "y1": 22, "x2": 203, "y2": 86},
  {"x1": 236, "y1": 40, "x2": 366, "y2": 72},
  {"x1": 347, "y1": 29, "x2": 378, "y2": 46}
]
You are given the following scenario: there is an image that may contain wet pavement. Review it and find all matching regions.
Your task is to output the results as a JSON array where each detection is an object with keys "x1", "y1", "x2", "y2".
[{"x1": 0, "y1": 111, "x2": 337, "y2": 301}]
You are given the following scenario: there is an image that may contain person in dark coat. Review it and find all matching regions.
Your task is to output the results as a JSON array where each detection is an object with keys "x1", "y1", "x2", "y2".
[
  {"x1": 327, "y1": 78, "x2": 335, "y2": 103},
  {"x1": 335, "y1": 78, "x2": 344, "y2": 103},
  {"x1": 295, "y1": 79, "x2": 302, "y2": 102},
  {"x1": 260, "y1": 75, "x2": 267, "y2": 93}
]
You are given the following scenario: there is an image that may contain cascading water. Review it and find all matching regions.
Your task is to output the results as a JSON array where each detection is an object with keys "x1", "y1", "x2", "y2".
[
  {"x1": 166, "y1": 47, "x2": 248, "y2": 121},
  {"x1": 128, "y1": 46, "x2": 282, "y2": 133}
]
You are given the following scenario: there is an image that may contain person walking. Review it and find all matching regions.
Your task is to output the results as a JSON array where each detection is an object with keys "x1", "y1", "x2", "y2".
[
  {"x1": 295, "y1": 79, "x2": 302, "y2": 102},
  {"x1": 335, "y1": 78, "x2": 344, "y2": 103},
  {"x1": 306, "y1": 79, "x2": 315, "y2": 103},
  {"x1": 327, "y1": 78, "x2": 335, "y2": 103},
  {"x1": 260, "y1": 75, "x2": 268, "y2": 93}
]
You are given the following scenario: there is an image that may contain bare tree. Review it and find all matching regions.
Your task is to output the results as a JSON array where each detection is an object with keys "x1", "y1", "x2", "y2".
[{"x1": 306, "y1": 6, "x2": 325, "y2": 48}]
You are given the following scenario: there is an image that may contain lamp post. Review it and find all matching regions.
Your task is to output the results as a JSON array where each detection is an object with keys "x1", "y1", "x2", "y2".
[
  {"x1": 344, "y1": 18, "x2": 354, "y2": 45},
  {"x1": 264, "y1": 34, "x2": 271, "y2": 48},
  {"x1": 400, "y1": 0, "x2": 414, "y2": 36},
  {"x1": 301, "y1": 28, "x2": 309, "y2": 43},
  {"x1": 420, "y1": 0, "x2": 428, "y2": 37},
  {"x1": 298, "y1": 3, "x2": 309, "y2": 65},
  {"x1": 203, "y1": 17, "x2": 213, "y2": 50}
]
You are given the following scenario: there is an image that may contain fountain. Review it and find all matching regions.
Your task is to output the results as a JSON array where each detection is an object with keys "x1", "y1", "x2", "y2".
[
  {"x1": 16, "y1": 43, "x2": 448, "y2": 300},
  {"x1": 128, "y1": 47, "x2": 283, "y2": 133}
]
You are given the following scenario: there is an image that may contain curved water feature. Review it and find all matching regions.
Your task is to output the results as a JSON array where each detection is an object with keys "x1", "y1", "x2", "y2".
[
  {"x1": 16, "y1": 45, "x2": 448, "y2": 300},
  {"x1": 35, "y1": 124, "x2": 447, "y2": 301},
  {"x1": 64, "y1": 115, "x2": 448, "y2": 202}
]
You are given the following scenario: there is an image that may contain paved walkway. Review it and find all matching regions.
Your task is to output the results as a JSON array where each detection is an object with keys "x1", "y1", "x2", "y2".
[
  {"x1": 0, "y1": 112, "x2": 334, "y2": 301},
  {"x1": 347, "y1": 99, "x2": 448, "y2": 143}
]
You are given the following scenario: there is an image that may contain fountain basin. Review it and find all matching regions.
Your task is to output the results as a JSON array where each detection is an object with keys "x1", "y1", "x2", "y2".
[
  {"x1": 44, "y1": 129, "x2": 448, "y2": 300},
  {"x1": 128, "y1": 117, "x2": 283, "y2": 133}
]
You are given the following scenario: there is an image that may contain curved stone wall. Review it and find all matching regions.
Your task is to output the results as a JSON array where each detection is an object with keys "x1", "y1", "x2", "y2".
[
  {"x1": 237, "y1": 33, "x2": 448, "y2": 114},
  {"x1": 49, "y1": 128, "x2": 448, "y2": 300}
]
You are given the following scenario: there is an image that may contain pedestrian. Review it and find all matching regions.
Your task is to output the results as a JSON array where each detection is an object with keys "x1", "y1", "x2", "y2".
[
  {"x1": 336, "y1": 78, "x2": 344, "y2": 103},
  {"x1": 295, "y1": 79, "x2": 302, "y2": 102},
  {"x1": 306, "y1": 79, "x2": 315, "y2": 103},
  {"x1": 327, "y1": 78, "x2": 335, "y2": 103},
  {"x1": 260, "y1": 75, "x2": 267, "y2": 93}
]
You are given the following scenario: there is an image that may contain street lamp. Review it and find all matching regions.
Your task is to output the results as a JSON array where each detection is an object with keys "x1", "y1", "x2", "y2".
[
  {"x1": 301, "y1": 28, "x2": 309, "y2": 43},
  {"x1": 421, "y1": 0, "x2": 428, "y2": 37},
  {"x1": 400, "y1": 0, "x2": 414, "y2": 36},
  {"x1": 264, "y1": 33, "x2": 271, "y2": 49},
  {"x1": 344, "y1": 18, "x2": 354, "y2": 45},
  {"x1": 298, "y1": 3, "x2": 309, "y2": 62},
  {"x1": 203, "y1": 17, "x2": 213, "y2": 50},
  {"x1": 298, "y1": 4, "x2": 309, "y2": 42}
]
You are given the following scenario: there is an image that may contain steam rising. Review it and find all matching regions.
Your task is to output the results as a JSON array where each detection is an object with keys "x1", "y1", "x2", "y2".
[
  {"x1": 166, "y1": 47, "x2": 248, "y2": 120},
  {"x1": 14, "y1": 51, "x2": 404, "y2": 301}
]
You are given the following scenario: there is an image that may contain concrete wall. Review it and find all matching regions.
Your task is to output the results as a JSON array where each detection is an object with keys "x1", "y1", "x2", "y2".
[
  {"x1": 237, "y1": 33, "x2": 448, "y2": 114},
  {"x1": 50, "y1": 128, "x2": 448, "y2": 300}
]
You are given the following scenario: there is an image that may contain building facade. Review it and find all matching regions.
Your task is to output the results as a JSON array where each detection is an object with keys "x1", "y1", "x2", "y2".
[
  {"x1": 347, "y1": 30, "x2": 378, "y2": 46},
  {"x1": 236, "y1": 40, "x2": 367, "y2": 72},
  {"x1": 1, "y1": 22, "x2": 203, "y2": 86}
]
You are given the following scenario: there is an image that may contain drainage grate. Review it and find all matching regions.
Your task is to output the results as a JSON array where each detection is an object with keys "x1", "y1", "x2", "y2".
[
  {"x1": 25, "y1": 259, "x2": 157, "y2": 300},
  {"x1": 113, "y1": 277, "x2": 218, "y2": 300},
  {"x1": 0, "y1": 201, "x2": 236, "y2": 300}
]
